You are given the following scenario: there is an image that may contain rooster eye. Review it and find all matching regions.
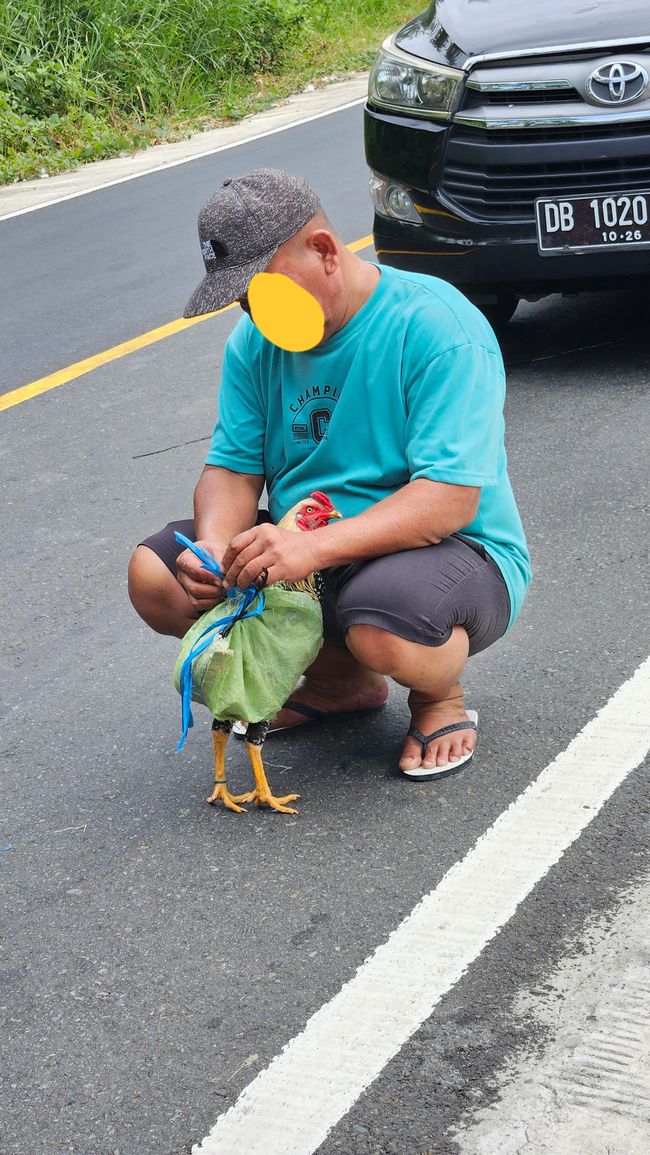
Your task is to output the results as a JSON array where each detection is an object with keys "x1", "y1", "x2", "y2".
[{"x1": 305, "y1": 505, "x2": 315, "y2": 513}]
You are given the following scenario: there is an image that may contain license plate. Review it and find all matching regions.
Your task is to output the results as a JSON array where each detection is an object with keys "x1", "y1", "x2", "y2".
[{"x1": 535, "y1": 190, "x2": 650, "y2": 253}]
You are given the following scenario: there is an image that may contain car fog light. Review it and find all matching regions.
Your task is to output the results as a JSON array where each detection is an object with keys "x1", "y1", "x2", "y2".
[
  {"x1": 369, "y1": 175, "x2": 422, "y2": 224},
  {"x1": 386, "y1": 185, "x2": 417, "y2": 220}
]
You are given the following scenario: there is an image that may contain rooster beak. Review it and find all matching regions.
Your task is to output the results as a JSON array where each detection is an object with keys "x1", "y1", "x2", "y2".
[{"x1": 328, "y1": 510, "x2": 342, "y2": 520}]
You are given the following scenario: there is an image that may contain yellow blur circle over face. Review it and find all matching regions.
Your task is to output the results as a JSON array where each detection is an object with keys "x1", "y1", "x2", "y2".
[{"x1": 247, "y1": 272, "x2": 325, "y2": 352}]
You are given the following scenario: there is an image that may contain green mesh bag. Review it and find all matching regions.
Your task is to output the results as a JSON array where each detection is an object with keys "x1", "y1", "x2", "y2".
[{"x1": 174, "y1": 584, "x2": 323, "y2": 746}]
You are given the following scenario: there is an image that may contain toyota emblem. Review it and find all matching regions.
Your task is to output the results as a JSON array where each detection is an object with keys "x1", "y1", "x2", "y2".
[{"x1": 587, "y1": 60, "x2": 650, "y2": 105}]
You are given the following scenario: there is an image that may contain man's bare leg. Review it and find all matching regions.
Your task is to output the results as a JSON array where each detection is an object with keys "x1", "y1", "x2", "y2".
[
  {"x1": 346, "y1": 624, "x2": 474, "y2": 771},
  {"x1": 127, "y1": 545, "x2": 198, "y2": 638}
]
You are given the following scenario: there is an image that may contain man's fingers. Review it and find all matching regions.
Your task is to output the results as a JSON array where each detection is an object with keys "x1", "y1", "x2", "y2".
[
  {"x1": 179, "y1": 572, "x2": 220, "y2": 597},
  {"x1": 221, "y1": 525, "x2": 307, "y2": 589},
  {"x1": 176, "y1": 564, "x2": 226, "y2": 607},
  {"x1": 254, "y1": 566, "x2": 269, "y2": 591},
  {"x1": 176, "y1": 559, "x2": 221, "y2": 586},
  {"x1": 222, "y1": 541, "x2": 268, "y2": 588},
  {"x1": 221, "y1": 529, "x2": 257, "y2": 573},
  {"x1": 184, "y1": 581, "x2": 226, "y2": 611},
  {"x1": 181, "y1": 577, "x2": 221, "y2": 598},
  {"x1": 233, "y1": 559, "x2": 276, "y2": 590},
  {"x1": 177, "y1": 573, "x2": 221, "y2": 599}
]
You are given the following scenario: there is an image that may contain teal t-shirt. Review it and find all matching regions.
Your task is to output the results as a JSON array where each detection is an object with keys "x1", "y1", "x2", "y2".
[{"x1": 206, "y1": 265, "x2": 531, "y2": 628}]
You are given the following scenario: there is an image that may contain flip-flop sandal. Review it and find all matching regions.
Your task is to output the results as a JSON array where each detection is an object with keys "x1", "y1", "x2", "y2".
[
  {"x1": 233, "y1": 700, "x2": 326, "y2": 738},
  {"x1": 233, "y1": 698, "x2": 386, "y2": 738},
  {"x1": 401, "y1": 709, "x2": 478, "y2": 781}
]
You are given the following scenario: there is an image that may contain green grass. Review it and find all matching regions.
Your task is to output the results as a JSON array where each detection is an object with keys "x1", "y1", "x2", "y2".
[{"x1": 0, "y1": 0, "x2": 417, "y2": 184}]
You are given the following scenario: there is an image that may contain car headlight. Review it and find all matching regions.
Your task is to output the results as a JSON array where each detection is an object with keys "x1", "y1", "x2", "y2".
[{"x1": 368, "y1": 38, "x2": 464, "y2": 119}]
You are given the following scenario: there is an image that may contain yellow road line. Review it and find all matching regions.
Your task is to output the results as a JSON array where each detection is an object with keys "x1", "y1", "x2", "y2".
[
  {"x1": 0, "y1": 312, "x2": 230, "y2": 413},
  {"x1": 347, "y1": 235, "x2": 374, "y2": 253},
  {"x1": 0, "y1": 235, "x2": 374, "y2": 413}
]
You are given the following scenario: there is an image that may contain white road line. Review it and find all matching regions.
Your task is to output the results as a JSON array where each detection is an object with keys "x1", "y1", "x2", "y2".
[
  {"x1": 193, "y1": 656, "x2": 650, "y2": 1155},
  {"x1": 0, "y1": 96, "x2": 366, "y2": 223}
]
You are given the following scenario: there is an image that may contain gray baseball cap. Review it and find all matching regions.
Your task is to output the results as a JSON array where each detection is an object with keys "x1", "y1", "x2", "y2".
[{"x1": 183, "y1": 168, "x2": 321, "y2": 318}]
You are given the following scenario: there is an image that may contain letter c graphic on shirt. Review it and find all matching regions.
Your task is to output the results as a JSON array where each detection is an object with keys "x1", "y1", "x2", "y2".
[{"x1": 310, "y1": 408, "x2": 331, "y2": 442}]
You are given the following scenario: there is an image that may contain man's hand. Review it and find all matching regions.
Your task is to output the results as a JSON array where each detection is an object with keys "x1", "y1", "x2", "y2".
[
  {"x1": 221, "y1": 524, "x2": 321, "y2": 591},
  {"x1": 176, "y1": 541, "x2": 227, "y2": 613}
]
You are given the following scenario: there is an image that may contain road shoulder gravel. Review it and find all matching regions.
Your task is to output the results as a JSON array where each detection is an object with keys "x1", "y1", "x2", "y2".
[{"x1": 451, "y1": 873, "x2": 650, "y2": 1154}]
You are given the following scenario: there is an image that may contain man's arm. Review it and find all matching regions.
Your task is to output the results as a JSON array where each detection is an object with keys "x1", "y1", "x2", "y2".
[
  {"x1": 176, "y1": 465, "x2": 265, "y2": 611},
  {"x1": 312, "y1": 477, "x2": 480, "y2": 564},
  {"x1": 193, "y1": 464, "x2": 264, "y2": 547},
  {"x1": 220, "y1": 478, "x2": 480, "y2": 591}
]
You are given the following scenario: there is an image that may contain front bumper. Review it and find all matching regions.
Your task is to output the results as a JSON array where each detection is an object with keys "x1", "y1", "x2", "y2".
[
  {"x1": 372, "y1": 217, "x2": 650, "y2": 297},
  {"x1": 365, "y1": 104, "x2": 650, "y2": 298}
]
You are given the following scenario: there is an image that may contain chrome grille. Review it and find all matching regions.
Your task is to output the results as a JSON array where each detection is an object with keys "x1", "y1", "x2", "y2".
[
  {"x1": 464, "y1": 120, "x2": 650, "y2": 145},
  {"x1": 462, "y1": 88, "x2": 578, "y2": 107},
  {"x1": 441, "y1": 124, "x2": 650, "y2": 220},
  {"x1": 441, "y1": 50, "x2": 650, "y2": 222}
]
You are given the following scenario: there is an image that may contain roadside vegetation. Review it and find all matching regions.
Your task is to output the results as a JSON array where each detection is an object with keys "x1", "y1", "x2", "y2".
[{"x1": 0, "y1": 0, "x2": 416, "y2": 184}]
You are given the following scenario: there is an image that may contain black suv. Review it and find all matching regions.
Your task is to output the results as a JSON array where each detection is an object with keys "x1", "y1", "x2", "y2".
[{"x1": 364, "y1": 0, "x2": 650, "y2": 322}]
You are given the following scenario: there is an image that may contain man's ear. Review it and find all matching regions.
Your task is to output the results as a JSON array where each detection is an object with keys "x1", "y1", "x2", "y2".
[{"x1": 309, "y1": 229, "x2": 338, "y2": 273}]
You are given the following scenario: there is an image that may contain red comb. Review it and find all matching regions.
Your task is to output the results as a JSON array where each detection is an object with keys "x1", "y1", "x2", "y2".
[{"x1": 308, "y1": 491, "x2": 334, "y2": 509}]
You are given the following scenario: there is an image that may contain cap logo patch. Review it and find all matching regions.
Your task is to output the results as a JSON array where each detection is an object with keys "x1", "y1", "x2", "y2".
[{"x1": 201, "y1": 238, "x2": 229, "y2": 263}]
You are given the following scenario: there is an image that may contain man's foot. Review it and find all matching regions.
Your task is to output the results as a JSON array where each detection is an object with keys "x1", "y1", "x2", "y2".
[
  {"x1": 399, "y1": 690, "x2": 477, "y2": 775},
  {"x1": 259, "y1": 641, "x2": 389, "y2": 734},
  {"x1": 268, "y1": 675, "x2": 389, "y2": 733}
]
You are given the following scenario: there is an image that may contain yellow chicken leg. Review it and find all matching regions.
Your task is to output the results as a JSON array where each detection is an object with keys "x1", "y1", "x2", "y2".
[
  {"x1": 236, "y1": 721, "x2": 300, "y2": 814},
  {"x1": 207, "y1": 722, "x2": 249, "y2": 813}
]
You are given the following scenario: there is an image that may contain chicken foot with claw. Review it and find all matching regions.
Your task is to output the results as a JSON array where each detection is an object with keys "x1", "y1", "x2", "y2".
[
  {"x1": 237, "y1": 721, "x2": 300, "y2": 814},
  {"x1": 207, "y1": 721, "x2": 250, "y2": 813}
]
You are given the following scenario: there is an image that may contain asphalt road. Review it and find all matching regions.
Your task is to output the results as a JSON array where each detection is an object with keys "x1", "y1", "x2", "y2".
[{"x1": 1, "y1": 102, "x2": 650, "y2": 1155}]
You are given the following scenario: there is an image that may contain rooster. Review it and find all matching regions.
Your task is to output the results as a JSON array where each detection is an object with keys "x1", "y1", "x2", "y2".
[{"x1": 200, "y1": 491, "x2": 341, "y2": 815}]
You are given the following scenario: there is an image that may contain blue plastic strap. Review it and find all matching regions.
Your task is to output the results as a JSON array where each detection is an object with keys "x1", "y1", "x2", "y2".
[
  {"x1": 174, "y1": 531, "x2": 225, "y2": 577},
  {"x1": 174, "y1": 528, "x2": 263, "y2": 606}
]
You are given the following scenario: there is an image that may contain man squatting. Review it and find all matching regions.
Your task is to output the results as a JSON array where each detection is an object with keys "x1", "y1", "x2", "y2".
[{"x1": 128, "y1": 168, "x2": 531, "y2": 780}]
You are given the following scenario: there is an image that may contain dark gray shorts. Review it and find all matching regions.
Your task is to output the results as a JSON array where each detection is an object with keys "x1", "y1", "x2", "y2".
[{"x1": 140, "y1": 518, "x2": 510, "y2": 657}]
